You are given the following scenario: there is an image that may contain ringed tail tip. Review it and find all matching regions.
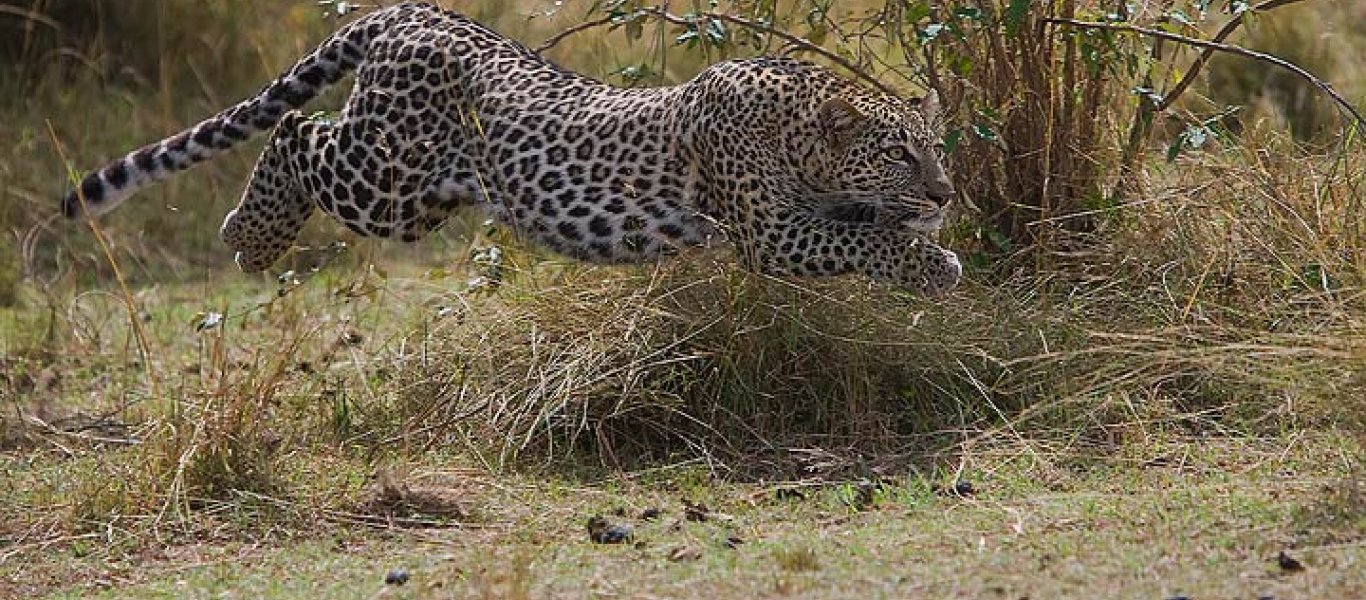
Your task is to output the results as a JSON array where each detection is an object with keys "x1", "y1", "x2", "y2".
[
  {"x1": 62, "y1": 176, "x2": 104, "y2": 219},
  {"x1": 63, "y1": 162, "x2": 137, "y2": 219}
]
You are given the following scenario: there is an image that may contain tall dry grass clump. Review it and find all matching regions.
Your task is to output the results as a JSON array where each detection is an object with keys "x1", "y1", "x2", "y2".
[{"x1": 375, "y1": 259, "x2": 1047, "y2": 470}]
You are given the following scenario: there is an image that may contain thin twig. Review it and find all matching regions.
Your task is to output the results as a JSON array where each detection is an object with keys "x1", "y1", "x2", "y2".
[
  {"x1": 535, "y1": 8, "x2": 899, "y2": 98},
  {"x1": 0, "y1": 532, "x2": 101, "y2": 564},
  {"x1": 25, "y1": 415, "x2": 141, "y2": 446},
  {"x1": 1045, "y1": 17, "x2": 1366, "y2": 128},
  {"x1": 1154, "y1": 0, "x2": 1311, "y2": 112},
  {"x1": 533, "y1": 14, "x2": 617, "y2": 54}
]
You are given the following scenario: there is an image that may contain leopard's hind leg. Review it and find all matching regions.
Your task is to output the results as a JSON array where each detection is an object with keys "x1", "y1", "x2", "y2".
[
  {"x1": 287, "y1": 90, "x2": 486, "y2": 239},
  {"x1": 220, "y1": 108, "x2": 461, "y2": 272},
  {"x1": 219, "y1": 112, "x2": 315, "y2": 272},
  {"x1": 221, "y1": 76, "x2": 495, "y2": 272}
]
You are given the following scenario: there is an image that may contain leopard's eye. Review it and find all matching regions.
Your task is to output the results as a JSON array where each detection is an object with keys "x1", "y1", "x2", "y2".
[{"x1": 883, "y1": 147, "x2": 913, "y2": 163}]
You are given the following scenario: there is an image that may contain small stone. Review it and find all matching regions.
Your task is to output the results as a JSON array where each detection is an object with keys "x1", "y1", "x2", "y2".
[
  {"x1": 640, "y1": 507, "x2": 662, "y2": 521},
  {"x1": 587, "y1": 516, "x2": 633, "y2": 544},
  {"x1": 384, "y1": 569, "x2": 409, "y2": 586},
  {"x1": 1276, "y1": 551, "x2": 1305, "y2": 573},
  {"x1": 667, "y1": 544, "x2": 702, "y2": 562},
  {"x1": 600, "y1": 524, "x2": 633, "y2": 544},
  {"x1": 684, "y1": 501, "x2": 710, "y2": 522},
  {"x1": 934, "y1": 480, "x2": 977, "y2": 498}
]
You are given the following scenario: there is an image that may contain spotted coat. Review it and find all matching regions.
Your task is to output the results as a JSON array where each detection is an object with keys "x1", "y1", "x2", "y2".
[{"x1": 63, "y1": 2, "x2": 960, "y2": 295}]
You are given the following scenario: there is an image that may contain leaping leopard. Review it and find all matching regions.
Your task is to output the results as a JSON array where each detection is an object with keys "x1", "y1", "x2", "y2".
[{"x1": 62, "y1": 1, "x2": 961, "y2": 296}]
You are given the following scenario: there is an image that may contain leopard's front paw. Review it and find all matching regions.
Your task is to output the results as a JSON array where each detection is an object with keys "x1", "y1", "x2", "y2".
[{"x1": 910, "y1": 238, "x2": 961, "y2": 297}]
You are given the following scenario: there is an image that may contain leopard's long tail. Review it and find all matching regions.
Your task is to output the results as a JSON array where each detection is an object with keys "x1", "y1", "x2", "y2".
[{"x1": 60, "y1": 2, "x2": 435, "y2": 219}]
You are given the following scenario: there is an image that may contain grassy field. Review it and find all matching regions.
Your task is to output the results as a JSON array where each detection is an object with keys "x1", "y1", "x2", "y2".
[
  {"x1": 2, "y1": 0, "x2": 1364, "y2": 598},
  {"x1": 20, "y1": 435, "x2": 1365, "y2": 599}
]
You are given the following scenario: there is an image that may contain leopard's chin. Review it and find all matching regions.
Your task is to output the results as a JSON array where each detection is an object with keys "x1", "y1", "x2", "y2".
[{"x1": 899, "y1": 210, "x2": 944, "y2": 233}]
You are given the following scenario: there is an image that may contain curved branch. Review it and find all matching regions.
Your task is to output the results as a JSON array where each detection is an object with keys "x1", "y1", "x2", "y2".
[
  {"x1": 1045, "y1": 17, "x2": 1366, "y2": 128},
  {"x1": 1155, "y1": 0, "x2": 1311, "y2": 112},
  {"x1": 0, "y1": 4, "x2": 63, "y2": 32},
  {"x1": 536, "y1": 7, "x2": 900, "y2": 98}
]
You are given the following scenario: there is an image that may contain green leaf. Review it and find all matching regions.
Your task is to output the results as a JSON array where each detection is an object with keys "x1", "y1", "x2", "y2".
[
  {"x1": 675, "y1": 29, "x2": 699, "y2": 46},
  {"x1": 193, "y1": 311, "x2": 224, "y2": 332},
  {"x1": 967, "y1": 251, "x2": 992, "y2": 271},
  {"x1": 942, "y1": 129, "x2": 964, "y2": 154},
  {"x1": 903, "y1": 1, "x2": 932, "y2": 25},
  {"x1": 616, "y1": 64, "x2": 655, "y2": 84},
  {"x1": 705, "y1": 20, "x2": 727, "y2": 46},
  {"x1": 1132, "y1": 86, "x2": 1165, "y2": 105},
  {"x1": 1185, "y1": 125, "x2": 1209, "y2": 149},
  {"x1": 918, "y1": 22, "x2": 946, "y2": 43},
  {"x1": 950, "y1": 53, "x2": 974, "y2": 76},
  {"x1": 1166, "y1": 134, "x2": 1184, "y2": 162},
  {"x1": 970, "y1": 123, "x2": 999, "y2": 142},
  {"x1": 1004, "y1": 0, "x2": 1031, "y2": 37},
  {"x1": 952, "y1": 6, "x2": 982, "y2": 21},
  {"x1": 985, "y1": 226, "x2": 1014, "y2": 252}
]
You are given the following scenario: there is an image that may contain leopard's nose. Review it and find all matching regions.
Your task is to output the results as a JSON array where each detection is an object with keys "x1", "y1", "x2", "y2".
[{"x1": 926, "y1": 180, "x2": 955, "y2": 207}]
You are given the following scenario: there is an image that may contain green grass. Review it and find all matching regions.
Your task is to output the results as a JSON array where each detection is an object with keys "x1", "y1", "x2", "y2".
[{"x1": 10, "y1": 433, "x2": 1361, "y2": 599}]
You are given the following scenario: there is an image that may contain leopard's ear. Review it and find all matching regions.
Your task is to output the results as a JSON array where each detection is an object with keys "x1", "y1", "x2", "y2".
[
  {"x1": 912, "y1": 89, "x2": 941, "y2": 127},
  {"x1": 819, "y1": 97, "x2": 869, "y2": 148}
]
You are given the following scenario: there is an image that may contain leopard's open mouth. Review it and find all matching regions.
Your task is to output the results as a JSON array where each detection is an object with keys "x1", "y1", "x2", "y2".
[{"x1": 808, "y1": 191, "x2": 946, "y2": 232}]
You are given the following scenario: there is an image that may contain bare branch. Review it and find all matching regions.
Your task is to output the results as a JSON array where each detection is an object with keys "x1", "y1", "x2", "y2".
[
  {"x1": 1045, "y1": 17, "x2": 1366, "y2": 129},
  {"x1": 1154, "y1": 0, "x2": 1312, "y2": 112},
  {"x1": 535, "y1": 7, "x2": 901, "y2": 98}
]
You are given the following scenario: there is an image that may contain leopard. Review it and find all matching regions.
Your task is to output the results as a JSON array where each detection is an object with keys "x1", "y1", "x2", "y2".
[{"x1": 62, "y1": 1, "x2": 961, "y2": 296}]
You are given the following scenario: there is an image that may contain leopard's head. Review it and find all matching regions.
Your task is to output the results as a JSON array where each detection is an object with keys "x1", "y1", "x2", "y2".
[{"x1": 810, "y1": 89, "x2": 954, "y2": 232}]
